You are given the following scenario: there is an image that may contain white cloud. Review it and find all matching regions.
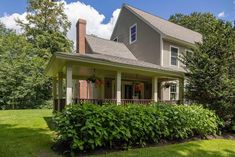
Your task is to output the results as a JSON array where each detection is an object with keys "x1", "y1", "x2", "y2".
[
  {"x1": 0, "y1": 12, "x2": 27, "y2": 33},
  {"x1": 217, "y1": 11, "x2": 225, "y2": 18},
  {"x1": 63, "y1": 1, "x2": 120, "y2": 43},
  {"x1": 0, "y1": 0, "x2": 120, "y2": 43}
]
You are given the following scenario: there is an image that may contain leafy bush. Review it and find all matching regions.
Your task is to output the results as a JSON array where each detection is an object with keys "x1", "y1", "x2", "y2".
[{"x1": 54, "y1": 103, "x2": 222, "y2": 152}]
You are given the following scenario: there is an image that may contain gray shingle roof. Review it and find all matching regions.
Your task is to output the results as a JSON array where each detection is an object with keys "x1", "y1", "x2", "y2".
[
  {"x1": 72, "y1": 53, "x2": 184, "y2": 73},
  {"x1": 125, "y1": 5, "x2": 202, "y2": 44},
  {"x1": 86, "y1": 35, "x2": 137, "y2": 60}
]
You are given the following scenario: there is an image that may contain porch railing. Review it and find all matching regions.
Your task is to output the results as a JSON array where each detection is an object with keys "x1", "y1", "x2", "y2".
[
  {"x1": 73, "y1": 98, "x2": 117, "y2": 105},
  {"x1": 53, "y1": 98, "x2": 179, "y2": 111},
  {"x1": 121, "y1": 99, "x2": 152, "y2": 105}
]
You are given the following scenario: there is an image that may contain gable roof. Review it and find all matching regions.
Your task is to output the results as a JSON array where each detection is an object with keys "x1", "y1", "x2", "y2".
[
  {"x1": 86, "y1": 35, "x2": 137, "y2": 60},
  {"x1": 123, "y1": 4, "x2": 202, "y2": 44}
]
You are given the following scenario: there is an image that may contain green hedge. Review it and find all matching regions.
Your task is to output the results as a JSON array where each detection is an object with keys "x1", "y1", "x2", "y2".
[{"x1": 54, "y1": 104, "x2": 222, "y2": 151}]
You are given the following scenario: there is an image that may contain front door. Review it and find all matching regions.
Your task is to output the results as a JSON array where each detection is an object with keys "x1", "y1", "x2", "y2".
[{"x1": 124, "y1": 85, "x2": 133, "y2": 99}]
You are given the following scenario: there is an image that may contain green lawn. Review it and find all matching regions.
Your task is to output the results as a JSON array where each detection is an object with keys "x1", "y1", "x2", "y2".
[
  {"x1": 0, "y1": 109, "x2": 60, "y2": 157},
  {"x1": 93, "y1": 139, "x2": 235, "y2": 157},
  {"x1": 0, "y1": 109, "x2": 235, "y2": 157}
]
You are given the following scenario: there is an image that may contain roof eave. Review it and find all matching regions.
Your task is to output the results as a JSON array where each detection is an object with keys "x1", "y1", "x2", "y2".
[
  {"x1": 163, "y1": 35, "x2": 200, "y2": 48},
  {"x1": 46, "y1": 52, "x2": 185, "y2": 78}
]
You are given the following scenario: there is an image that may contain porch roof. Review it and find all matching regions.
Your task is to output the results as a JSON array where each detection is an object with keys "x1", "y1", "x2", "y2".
[
  {"x1": 86, "y1": 35, "x2": 137, "y2": 60},
  {"x1": 45, "y1": 52, "x2": 185, "y2": 78}
]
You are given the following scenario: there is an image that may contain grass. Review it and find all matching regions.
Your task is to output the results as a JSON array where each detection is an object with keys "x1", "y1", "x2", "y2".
[
  {"x1": 0, "y1": 109, "x2": 235, "y2": 157},
  {"x1": 0, "y1": 109, "x2": 60, "y2": 157},
  {"x1": 92, "y1": 139, "x2": 235, "y2": 157}
]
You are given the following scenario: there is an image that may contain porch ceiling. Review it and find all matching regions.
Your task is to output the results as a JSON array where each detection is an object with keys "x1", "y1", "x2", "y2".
[{"x1": 45, "y1": 52, "x2": 185, "y2": 79}]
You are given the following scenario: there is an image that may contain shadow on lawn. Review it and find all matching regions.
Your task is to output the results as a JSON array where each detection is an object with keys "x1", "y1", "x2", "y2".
[
  {"x1": 0, "y1": 123, "x2": 57, "y2": 157},
  {"x1": 95, "y1": 141, "x2": 235, "y2": 157},
  {"x1": 44, "y1": 116, "x2": 56, "y2": 131},
  {"x1": 159, "y1": 142, "x2": 235, "y2": 157}
]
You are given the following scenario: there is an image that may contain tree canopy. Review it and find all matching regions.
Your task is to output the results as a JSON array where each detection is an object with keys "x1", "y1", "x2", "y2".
[
  {"x1": 0, "y1": 0, "x2": 73, "y2": 109},
  {"x1": 17, "y1": 0, "x2": 73, "y2": 58},
  {"x1": 169, "y1": 13, "x2": 235, "y2": 129}
]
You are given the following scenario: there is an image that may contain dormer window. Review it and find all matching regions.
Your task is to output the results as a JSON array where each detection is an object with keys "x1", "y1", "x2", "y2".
[{"x1": 129, "y1": 24, "x2": 137, "y2": 44}]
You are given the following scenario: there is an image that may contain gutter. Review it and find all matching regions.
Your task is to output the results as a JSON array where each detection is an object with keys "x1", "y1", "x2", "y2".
[{"x1": 54, "y1": 52, "x2": 185, "y2": 78}]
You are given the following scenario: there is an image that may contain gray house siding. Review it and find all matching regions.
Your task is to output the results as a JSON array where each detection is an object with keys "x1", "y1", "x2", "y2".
[
  {"x1": 111, "y1": 7, "x2": 161, "y2": 65},
  {"x1": 162, "y1": 39, "x2": 188, "y2": 72}
]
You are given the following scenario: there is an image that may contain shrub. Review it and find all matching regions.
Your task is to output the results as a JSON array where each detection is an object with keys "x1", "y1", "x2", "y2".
[{"x1": 53, "y1": 103, "x2": 222, "y2": 152}]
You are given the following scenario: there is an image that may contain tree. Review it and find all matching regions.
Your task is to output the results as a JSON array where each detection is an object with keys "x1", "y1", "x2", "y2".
[
  {"x1": 0, "y1": 26, "x2": 51, "y2": 109},
  {"x1": 15, "y1": 0, "x2": 72, "y2": 108},
  {"x1": 169, "y1": 13, "x2": 235, "y2": 129},
  {"x1": 16, "y1": 0, "x2": 73, "y2": 59},
  {"x1": 0, "y1": 0, "x2": 73, "y2": 109}
]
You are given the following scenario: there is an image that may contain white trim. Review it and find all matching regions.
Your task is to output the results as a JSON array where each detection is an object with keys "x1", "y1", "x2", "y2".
[
  {"x1": 110, "y1": 5, "x2": 123, "y2": 40},
  {"x1": 169, "y1": 81, "x2": 177, "y2": 101},
  {"x1": 46, "y1": 53, "x2": 185, "y2": 78},
  {"x1": 160, "y1": 35, "x2": 164, "y2": 66},
  {"x1": 169, "y1": 45, "x2": 179, "y2": 68},
  {"x1": 129, "y1": 23, "x2": 137, "y2": 44},
  {"x1": 124, "y1": 5, "x2": 165, "y2": 37}
]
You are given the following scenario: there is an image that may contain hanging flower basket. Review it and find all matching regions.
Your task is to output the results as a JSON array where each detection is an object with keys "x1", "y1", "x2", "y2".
[
  {"x1": 134, "y1": 83, "x2": 143, "y2": 92},
  {"x1": 87, "y1": 75, "x2": 103, "y2": 87},
  {"x1": 87, "y1": 75, "x2": 97, "y2": 83}
]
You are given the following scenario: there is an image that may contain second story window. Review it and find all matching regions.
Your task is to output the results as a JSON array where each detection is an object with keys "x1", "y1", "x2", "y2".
[
  {"x1": 129, "y1": 24, "x2": 137, "y2": 44},
  {"x1": 170, "y1": 46, "x2": 179, "y2": 66}
]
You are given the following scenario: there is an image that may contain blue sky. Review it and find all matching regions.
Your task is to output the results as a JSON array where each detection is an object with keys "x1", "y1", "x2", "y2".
[
  {"x1": 0, "y1": 0, "x2": 234, "y2": 22},
  {"x1": 0, "y1": 0, "x2": 234, "y2": 42}
]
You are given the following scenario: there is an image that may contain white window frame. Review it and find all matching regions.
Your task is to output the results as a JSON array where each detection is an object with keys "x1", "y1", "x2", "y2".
[
  {"x1": 185, "y1": 49, "x2": 193, "y2": 57},
  {"x1": 169, "y1": 83, "x2": 177, "y2": 101},
  {"x1": 129, "y1": 23, "x2": 137, "y2": 44},
  {"x1": 113, "y1": 36, "x2": 119, "y2": 42},
  {"x1": 170, "y1": 45, "x2": 179, "y2": 67}
]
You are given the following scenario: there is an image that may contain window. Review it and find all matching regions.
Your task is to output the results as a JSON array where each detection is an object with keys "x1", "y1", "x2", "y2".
[
  {"x1": 170, "y1": 83, "x2": 177, "y2": 100},
  {"x1": 170, "y1": 46, "x2": 179, "y2": 66},
  {"x1": 186, "y1": 50, "x2": 193, "y2": 58},
  {"x1": 129, "y1": 24, "x2": 137, "y2": 44},
  {"x1": 113, "y1": 37, "x2": 118, "y2": 42}
]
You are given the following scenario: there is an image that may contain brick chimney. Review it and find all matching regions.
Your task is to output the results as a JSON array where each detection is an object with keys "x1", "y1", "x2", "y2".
[{"x1": 76, "y1": 19, "x2": 87, "y2": 53}]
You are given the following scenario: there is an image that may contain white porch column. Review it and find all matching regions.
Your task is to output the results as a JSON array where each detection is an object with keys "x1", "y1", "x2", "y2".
[
  {"x1": 179, "y1": 78, "x2": 185, "y2": 104},
  {"x1": 52, "y1": 77, "x2": 57, "y2": 111},
  {"x1": 58, "y1": 73, "x2": 63, "y2": 111},
  {"x1": 66, "y1": 64, "x2": 73, "y2": 105},
  {"x1": 152, "y1": 76, "x2": 158, "y2": 102},
  {"x1": 116, "y1": 71, "x2": 121, "y2": 105},
  {"x1": 101, "y1": 76, "x2": 105, "y2": 99}
]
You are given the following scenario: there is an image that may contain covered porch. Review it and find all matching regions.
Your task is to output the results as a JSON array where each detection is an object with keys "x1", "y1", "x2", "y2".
[{"x1": 46, "y1": 52, "x2": 185, "y2": 111}]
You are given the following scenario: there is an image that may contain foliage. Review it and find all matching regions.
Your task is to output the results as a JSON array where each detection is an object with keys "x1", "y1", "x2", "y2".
[
  {"x1": 0, "y1": 109, "x2": 233, "y2": 157},
  {"x1": 169, "y1": 13, "x2": 235, "y2": 128},
  {"x1": 0, "y1": 29, "x2": 51, "y2": 109},
  {"x1": 0, "y1": 0, "x2": 73, "y2": 109},
  {"x1": 54, "y1": 104, "x2": 221, "y2": 152},
  {"x1": 16, "y1": 0, "x2": 73, "y2": 57}
]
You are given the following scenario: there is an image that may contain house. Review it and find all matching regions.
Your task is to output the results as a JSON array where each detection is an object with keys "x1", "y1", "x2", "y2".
[{"x1": 45, "y1": 4, "x2": 202, "y2": 111}]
